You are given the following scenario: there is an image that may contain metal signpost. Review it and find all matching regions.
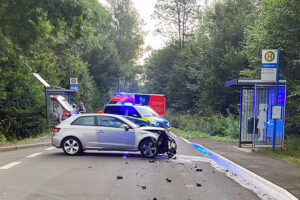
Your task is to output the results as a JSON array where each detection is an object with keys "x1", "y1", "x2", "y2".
[
  {"x1": 69, "y1": 78, "x2": 78, "y2": 104},
  {"x1": 261, "y1": 49, "x2": 280, "y2": 152}
]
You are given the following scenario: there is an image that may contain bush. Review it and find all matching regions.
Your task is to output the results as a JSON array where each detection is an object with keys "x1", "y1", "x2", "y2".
[
  {"x1": 166, "y1": 110, "x2": 239, "y2": 139},
  {"x1": 0, "y1": 133, "x2": 7, "y2": 143}
]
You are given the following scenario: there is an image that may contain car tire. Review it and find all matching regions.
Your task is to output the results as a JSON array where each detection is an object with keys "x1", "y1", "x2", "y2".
[
  {"x1": 139, "y1": 138, "x2": 158, "y2": 158},
  {"x1": 62, "y1": 137, "x2": 82, "y2": 156}
]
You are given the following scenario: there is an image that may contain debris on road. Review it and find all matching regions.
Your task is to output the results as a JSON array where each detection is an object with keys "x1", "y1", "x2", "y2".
[
  {"x1": 137, "y1": 184, "x2": 147, "y2": 189},
  {"x1": 153, "y1": 198, "x2": 158, "y2": 200},
  {"x1": 185, "y1": 184, "x2": 194, "y2": 188},
  {"x1": 166, "y1": 178, "x2": 172, "y2": 183},
  {"x1": 196, "y1": 182, "x2": 202, "y2": 187},
  {"x1": 117, "y1": 176, "x2": 123, "y2": 180},
  {"x1": 88, "y1": 166, "x2": 92, "y2": 168},
  {"x1": 196, "y1": 168, "x2": 203, "y2": 172},
  {"x1": 125, "y1": 161, "x2": 128, "y2": 164},
  {"x1": 149, "y1": 159, "x2": 156, "y2": 163}
]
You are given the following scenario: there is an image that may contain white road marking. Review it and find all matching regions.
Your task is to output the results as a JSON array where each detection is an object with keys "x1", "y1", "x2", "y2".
[
  {"x1": 169, "y1": 131, "x2": 178, "y2": 138},
  {"x1": 180, "y1": 136, "x2": 191, "y2": 144},
  {"x1": 0, "y1": 162, "x2": 21, "y2": 169},
  {"x1": 174, "y1": 155, "x2": 211, "y2": 163},
  {"x1": 26, "y1": 153, "x2": 42, "y2": 158},
  {"x1": 45, "y1": 147, "x2": 56, "y2": 151}
]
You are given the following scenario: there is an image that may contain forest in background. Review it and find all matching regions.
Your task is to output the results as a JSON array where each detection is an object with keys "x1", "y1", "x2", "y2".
[{"x1": 0, "y1": 0, "x2": 299, "y2": 142}]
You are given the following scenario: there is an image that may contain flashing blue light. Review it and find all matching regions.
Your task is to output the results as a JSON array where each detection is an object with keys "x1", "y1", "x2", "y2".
[
  {"x1": 123, "y1": 102, "x2": 133, "y2": 106},
  {"x1": 156, "y1": 122, "x2": 160, "y2": 127},
  {"x1": 267, "y1": 120, "x2": 275, "y2": 127},
  {"x1": 114, "y1": 93, "x2": 121, "y2": 97}
]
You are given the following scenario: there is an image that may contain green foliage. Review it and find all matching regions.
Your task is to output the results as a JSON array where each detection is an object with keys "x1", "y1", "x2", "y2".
[
  {"x1": 173, "y1": 128, "x2": 238, "y2": 143},
  {"x1": 166, "y1": 111, "x2": 239, "y2": 139},
  {"x1": 0, "y1": 0, "x2": 144, "y2": 140},
  {"x1": 144, "y1": 0, "x2": 299, "y2": 136},
  {"x1": 258, "y1": 135, "x2": 300, "y2": 166},
  {"x1": 244, "y1": 0, "x2": 300, "y2": 134}
]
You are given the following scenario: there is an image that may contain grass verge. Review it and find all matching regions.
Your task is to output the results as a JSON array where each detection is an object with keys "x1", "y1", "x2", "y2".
[
  {"x1": 257, "y1": 135, "x2": 300, "y2": 166},
  {"x1": 0, "y1": 132, "x2": 50, "y2": 146},
  {"x1": 172, "y1": 128, "x2": 238, "y2": 143}
]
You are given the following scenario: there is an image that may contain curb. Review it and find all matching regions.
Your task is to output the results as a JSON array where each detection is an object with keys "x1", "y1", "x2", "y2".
[
  {"x1": 180, "y1": 137, "x2": 298, "y2": 200},
  {"x1": 0, "y1": 142, "x2": 51, "y2": 152}
]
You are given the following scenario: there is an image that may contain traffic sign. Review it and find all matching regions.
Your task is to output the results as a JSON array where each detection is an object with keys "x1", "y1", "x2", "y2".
[
  {"x1": 261, "y1": 50, "x2": 279, "y2": 81},
  {"x1": 262, "y1": 49, "x2": 278, "y2": 64},
  {"x1": 69, "y1": 78, "x2": 78, "y2": 92}
]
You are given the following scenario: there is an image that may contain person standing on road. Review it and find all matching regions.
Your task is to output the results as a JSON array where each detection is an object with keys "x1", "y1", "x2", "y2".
[
  {"x1": 57, "y1": 104, "x2": 63, "y2": 122},
  {"x1": 79, "y1": 102, "x2": 86, "y2": 114}
]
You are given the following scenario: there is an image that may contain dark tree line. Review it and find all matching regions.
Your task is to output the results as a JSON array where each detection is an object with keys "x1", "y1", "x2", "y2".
[
  {"x1": 143, "y1": 0, "x2": 299, "y2": 135},
  {"x1": 0, "y1": 0, "x2": 144, "y2": 141}
]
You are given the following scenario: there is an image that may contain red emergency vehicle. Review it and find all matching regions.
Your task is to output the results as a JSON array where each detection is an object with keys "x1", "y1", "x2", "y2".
[{"x1": 99, "y1": 93, "x2": 166, "y2": 117}]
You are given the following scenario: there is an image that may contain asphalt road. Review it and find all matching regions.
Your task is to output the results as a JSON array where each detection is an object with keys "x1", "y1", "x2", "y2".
[{"x1": 0, "y1": 135, "x2": 260, "y2": 200}]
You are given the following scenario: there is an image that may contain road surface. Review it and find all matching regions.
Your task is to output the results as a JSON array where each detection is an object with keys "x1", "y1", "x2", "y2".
[{"x1": 0, "y1": 136, "x2": 260, "y2": 200}]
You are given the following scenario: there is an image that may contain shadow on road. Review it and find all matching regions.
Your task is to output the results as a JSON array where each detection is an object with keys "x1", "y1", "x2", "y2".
[{"x1": 44, "y1": 150, "x2": 170, "y2": 160}]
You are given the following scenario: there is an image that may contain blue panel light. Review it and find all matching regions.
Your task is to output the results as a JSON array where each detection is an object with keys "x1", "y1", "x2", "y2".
[{"x1": 123, "y1": 102, "x2": 133, "y2": 106}]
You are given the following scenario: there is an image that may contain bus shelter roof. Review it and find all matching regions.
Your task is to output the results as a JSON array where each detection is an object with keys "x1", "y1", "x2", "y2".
[{"x1": 225, "y1": 79, "x2": 286, "y2": 87}]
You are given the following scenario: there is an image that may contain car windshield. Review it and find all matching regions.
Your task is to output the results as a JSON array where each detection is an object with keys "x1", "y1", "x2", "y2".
[{"x1": 135, "y1": 106, "x2": 159, "y2": 117}]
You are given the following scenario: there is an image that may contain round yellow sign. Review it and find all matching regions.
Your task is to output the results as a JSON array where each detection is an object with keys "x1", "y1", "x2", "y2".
[
  {"x1": 265, "y1": 51, "x2": 275, "y2": 62},
  {"x1": 71, "y1": 78, "x2": 77, "y2": 84}
]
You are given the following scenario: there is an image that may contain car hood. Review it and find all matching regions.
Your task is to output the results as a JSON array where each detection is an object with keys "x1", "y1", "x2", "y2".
[{"x1": 145, "y1": 116, "x2": 170, "y2": 128}]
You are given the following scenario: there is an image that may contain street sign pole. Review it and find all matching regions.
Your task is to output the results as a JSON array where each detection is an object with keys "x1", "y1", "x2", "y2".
[{"x1": 273, "y1": 50, "x2": 280, "y2": 152}]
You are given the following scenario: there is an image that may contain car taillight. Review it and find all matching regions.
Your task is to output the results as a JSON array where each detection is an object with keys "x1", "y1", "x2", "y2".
[{"x1": 53, "y1": 127, "x2": 60, "y2": 133}]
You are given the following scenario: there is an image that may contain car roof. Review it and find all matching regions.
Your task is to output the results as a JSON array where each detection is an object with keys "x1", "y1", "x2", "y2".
[{"x1": 57, "y1": 113, "x2": 139, "y2": 128}]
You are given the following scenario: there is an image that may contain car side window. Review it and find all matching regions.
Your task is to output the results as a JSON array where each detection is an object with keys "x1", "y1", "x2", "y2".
[
  {"x1": 96, "y1": 116, "x2": 127, "y2": 128},
  {"x1": 127, "y1": 107, "x2": 141, "y2": 118},
  {"x1": 72, "y1": 116, "x2": 95, "y2": 126}
]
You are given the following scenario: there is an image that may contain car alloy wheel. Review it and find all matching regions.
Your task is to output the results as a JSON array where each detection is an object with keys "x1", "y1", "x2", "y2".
[
  {"x1": 62, "y1": 137, "x2": 81, "y2": 156},
  {"x1": 140, "y1": 139, "x2": 158, "y2": 158}
]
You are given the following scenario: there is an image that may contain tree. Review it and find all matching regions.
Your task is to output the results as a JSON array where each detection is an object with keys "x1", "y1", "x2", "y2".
[
  {"x1": 244, "y1": 0, "x2": 300, "y2": 134},
  {"x1": 153, "y1": 0, "x2": 199, "y2": 48},
  {"x1": 107, "y1": 0, "x2": 144, "y2": 92}
]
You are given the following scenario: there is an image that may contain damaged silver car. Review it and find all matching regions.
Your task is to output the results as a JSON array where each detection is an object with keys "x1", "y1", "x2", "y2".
[{"x1": 52, "y1": 113, "x2": 176, "y2": 158}]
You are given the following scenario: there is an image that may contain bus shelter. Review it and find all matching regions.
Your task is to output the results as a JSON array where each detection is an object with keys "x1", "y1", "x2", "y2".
[
  {"x1": 225, "y1": 79, "x2": 286, "y2": 149},
  {"x1": 46, "y1": 89, "x2": 76, "y2": 127}
]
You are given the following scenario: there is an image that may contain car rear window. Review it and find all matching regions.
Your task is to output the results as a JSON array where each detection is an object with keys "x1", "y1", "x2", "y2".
[{"x1": 72, "y1": 116, "x2": 95, "y2": 126}]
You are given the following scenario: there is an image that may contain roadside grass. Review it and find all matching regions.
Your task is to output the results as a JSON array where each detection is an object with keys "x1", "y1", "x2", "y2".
[
  {"x1": 167, "y1": 111, "x2": 300, "y2": 166},
  {"x1": 172, "y1": 128, "x2": 238, "y2": 143},
  {"x1": 257, "y1": 135, "x2": 300, "y2": 166},
  {"x1": 0, "y1": 132, "x2": 50, "y2": 146}
]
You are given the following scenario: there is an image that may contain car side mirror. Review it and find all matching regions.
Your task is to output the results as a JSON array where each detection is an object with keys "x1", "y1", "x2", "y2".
[{"x1": 124, "y1": 125, "x2": 130, "y2": 131}]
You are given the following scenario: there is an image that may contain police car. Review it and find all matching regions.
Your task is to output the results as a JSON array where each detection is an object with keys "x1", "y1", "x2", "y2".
[{"x1": 103, "y1": 103, "x2": 170, "y2": 129}]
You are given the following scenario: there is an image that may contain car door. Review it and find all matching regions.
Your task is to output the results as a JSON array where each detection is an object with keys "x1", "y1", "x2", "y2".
[
  {"x1": 71, "y1": 116, "x2": 99, "y2": 149},
  {"x1": 96, "y1": 116, "x2": 136, "y2": 150}
]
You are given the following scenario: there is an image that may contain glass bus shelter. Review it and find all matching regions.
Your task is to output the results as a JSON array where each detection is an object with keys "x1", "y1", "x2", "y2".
[{"x1": 225, "y1": 79, "x2": 286, "y2": 149}]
